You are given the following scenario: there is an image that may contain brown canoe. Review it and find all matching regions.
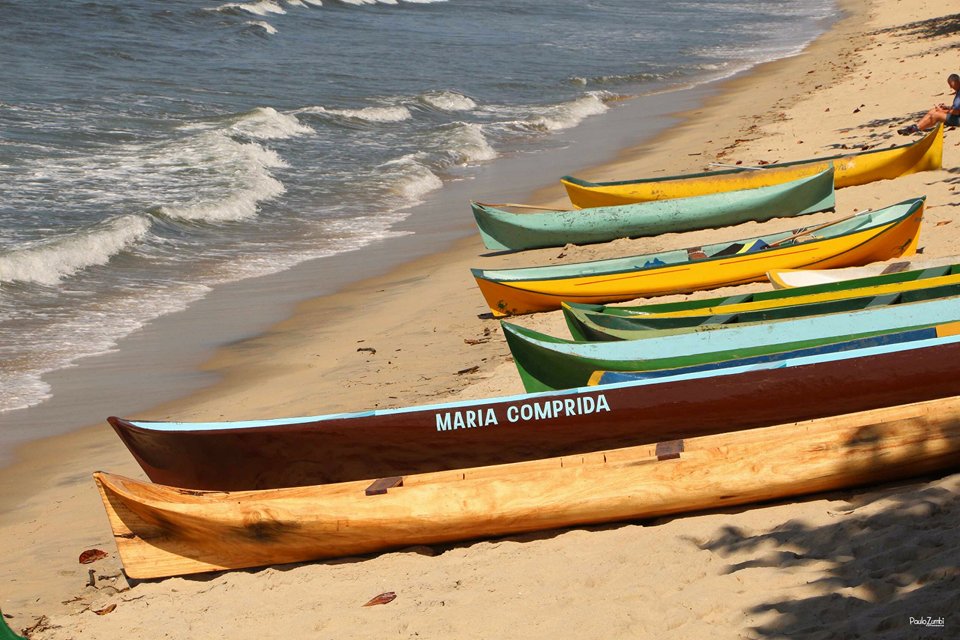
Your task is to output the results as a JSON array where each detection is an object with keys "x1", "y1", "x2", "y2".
[{"x1": 107, "y1": 329, "x2": 960, "y2": 490}]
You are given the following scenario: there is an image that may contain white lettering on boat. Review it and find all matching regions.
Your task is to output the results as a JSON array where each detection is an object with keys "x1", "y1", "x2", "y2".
[
  {"x1": 435, "y1": 394, "x2": 610, "y2": 431},
  {"x1": 435, "y1": 408, "x2": 498, "y2": 431}
]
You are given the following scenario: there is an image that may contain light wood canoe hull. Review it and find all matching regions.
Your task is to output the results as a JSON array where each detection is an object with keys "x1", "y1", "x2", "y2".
[
  {"x1": 767, "y1": 255, "x2": 960, "y2": 289},
  {"x1": 95, "y1": 394, "x2": 960, "y2": 580},
  {"x1": 473, "y1": 198, "x2": 924, "y2": 316},
  {"x1": 561, "y1": 125, "x2": 942, "y2": 208},
  {"x1": 109, "y1": 326, "x2": 960, "y2": 491}
]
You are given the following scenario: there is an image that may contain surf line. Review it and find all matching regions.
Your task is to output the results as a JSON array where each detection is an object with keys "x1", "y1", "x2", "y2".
[{"x1": 435, "y1": 394, "x2": 611, "y2": 431}]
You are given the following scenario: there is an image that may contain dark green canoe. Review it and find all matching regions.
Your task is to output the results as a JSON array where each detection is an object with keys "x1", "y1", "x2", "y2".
[
  {"x1": 0, "y1": 611, "x2": 24, "y2": 640},
  {"x1": 563, "y1": 261, "x2": 960, "y2": 318},
  {"x1": 502, "y1": 295, "x2": 960, "y2": 392},
  {"x1": 563, "y1": 280, "x2": 960, "y2": 341}
]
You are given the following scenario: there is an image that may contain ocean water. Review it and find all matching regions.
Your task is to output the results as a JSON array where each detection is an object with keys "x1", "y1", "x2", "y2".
[{"x1": 0, "y1": 0, "x2": 838, "y2": 425}]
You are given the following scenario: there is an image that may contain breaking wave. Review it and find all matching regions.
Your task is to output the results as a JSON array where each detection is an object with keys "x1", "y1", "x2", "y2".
[
  {"x1": 0, "y1": 215, "x2": 151, "y2": 285},
  {"x1": 300, "y1": 104, "x2": 413, "y2": 123},
  {"x1": 420, "y1": 91, "x2": 477, "y2": 112}
]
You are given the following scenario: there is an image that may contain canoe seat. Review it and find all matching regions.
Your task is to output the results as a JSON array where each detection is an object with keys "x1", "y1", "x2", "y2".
[
  {"x1": 880, "y1": 261, "x2": 911, "y2": 275},
  {"x1": 656, "y1": 440, "x2": 684, "y2": 461},
  {"x1": 365, "y1": 476, "x2": 404, "y2": 496}
]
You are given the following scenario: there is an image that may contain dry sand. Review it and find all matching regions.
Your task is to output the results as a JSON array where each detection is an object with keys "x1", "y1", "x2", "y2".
[{"x1": 3, "y1": 0, "x2": 960, "y2": 637}]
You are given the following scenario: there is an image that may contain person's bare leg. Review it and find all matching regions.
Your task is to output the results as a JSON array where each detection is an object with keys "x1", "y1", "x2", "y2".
[{"x1": 918, "y1": 109, "x2": 947, "y2": 130}]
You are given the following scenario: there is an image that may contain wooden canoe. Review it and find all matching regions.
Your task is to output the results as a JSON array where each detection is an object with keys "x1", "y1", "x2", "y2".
[
  {"x1": 562, "y1": 280, "x2": 960, "y2": 341},
  {"x1": 502, "y1": 294, "x2": 960, "y2": 391},
  {"x1": 561, "y1": 125, "x2": 942, "y2": 208},
  {"x1": 95, "y1": 394, "x2": 960, "y2": 579},
  {"x1": 473, "y1": 167, "x2": 835, "y2": 251},
  {"x1": 767, "y1": 255, "x2": 960, "y2": 289},
  {"x1": 472, "y1": 197, "x2": 924, "y2": 316},
  {"x1": 107, "y1": 323, "x2": 960, "y2": 492}
]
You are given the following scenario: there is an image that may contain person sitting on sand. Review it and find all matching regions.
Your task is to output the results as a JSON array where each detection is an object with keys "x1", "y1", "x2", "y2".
[{"x1": 898, "y1": 73, "x2": 960, "y2": 134}]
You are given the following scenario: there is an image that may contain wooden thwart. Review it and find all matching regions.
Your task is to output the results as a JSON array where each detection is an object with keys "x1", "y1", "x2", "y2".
[
  {"x1": 365, "y1": 476, "x2": 404, "y2": 496},
  {"x1": 656, "y1": 440, "x2": 684, "y2": 461}
]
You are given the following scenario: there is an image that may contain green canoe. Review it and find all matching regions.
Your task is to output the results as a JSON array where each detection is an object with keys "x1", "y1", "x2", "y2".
[
  {"x1": 563, "y1": 262, "x2": 960, "y2": 319},
  {"x1": 0, "y1": 612, "x2": 24, "y2": 640},
  {"x1": 502, "y1": 294, "x2": 960, "y2": 392},
  {"x1": 473, "y1": 166, "x2": 835, "y2": 251},
  {"x1": 563, "y1": 280, "x2": 960, "y2": 341}
]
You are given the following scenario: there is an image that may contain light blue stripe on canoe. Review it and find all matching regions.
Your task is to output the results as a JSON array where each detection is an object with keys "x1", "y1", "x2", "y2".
[{"x1": 508, "y1": 295, "x2": 960, "y2": 359}]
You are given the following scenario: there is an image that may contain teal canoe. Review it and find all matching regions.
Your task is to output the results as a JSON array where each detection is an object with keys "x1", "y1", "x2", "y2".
[
  {"x1": 587, "y1": 323, "x2": 960, "y2": 385},
  {"x1": 501, "y1": 294, "x2": 960, "y2": 392},
  {"x1": 562, "y1": 280, "x2": 960, "y2": 341},
  {"x1": 473, "y1": 166, "x2": 835, "y2": 251}
]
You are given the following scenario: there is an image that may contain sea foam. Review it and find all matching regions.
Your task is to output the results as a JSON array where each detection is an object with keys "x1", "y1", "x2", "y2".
[
  {"x1": 228, "y1": 107, "x2": 314, "y2": 140},
  {"x1": 300, "y1": 104, "x2": 413, "y2": 123},
  {"x1": 0, "y1": 215, "x2": 151, "y2": 285},
  {"x1": 442, "y1": 123, "x2": 497, "y2": 164},
  {"x1": 379, "y1": 155, "x2": 444, "y2": 203},
  {"x1": 213, "y1": 1, "x2": 287, "y2": 16},
  {"x1": 420, "y1": 91, "x2": 477, "y2": 112},
  {"x1": 153, "y1": 126, "x2": 289, "y2": 222},
  {"x1": 524, "y1": 92, "x2": 610, "y2": 131},
  {"x1": 246, "y1": 20, "x2": 278, "y2": 34}
]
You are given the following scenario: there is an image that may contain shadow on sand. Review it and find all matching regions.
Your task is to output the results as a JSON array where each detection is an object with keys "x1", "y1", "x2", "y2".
[{"x1": 696, "y1": 471, "x2": 958, "y2": 639}]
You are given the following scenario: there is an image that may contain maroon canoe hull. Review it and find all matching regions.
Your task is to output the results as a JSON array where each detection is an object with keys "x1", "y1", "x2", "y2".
[{"x1": 109, "y1": 340, "x2": 960, "y2": 490}]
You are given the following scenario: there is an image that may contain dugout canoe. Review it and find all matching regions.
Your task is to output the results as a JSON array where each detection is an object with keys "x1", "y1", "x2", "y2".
[
  {"x1": 472, "y1": 197, "x2": 924, "y2": 316},
  {"x1": 107, "y1": 322, "x2": 960, "y2": 492},
  {"x1": 0, "y1": 613, "x2": 23, "y2": 640},
  {"x1": 502, "y1": 294, "x2": 960, "y2": 391},
  {"x1": 561, "y1": 125, "x2": 942, "y2": 208},
  {"x1": 95, "y1": 394, "x2": 960, "y2": 579},
  {"x1": 565, "y1": 261, "x2": 960, "y2": 322},
  {"x1": 562, "y1": 280, "x2": 960, "y2": 341},
  {"x1": 586, "y1": 323, "x2": 960, "y2": 384},
  {"x1": 473, "y1": 167, "x2": 835, "y2": 251},
  {"x1": 767, "y1": 255, "x2": 960, "y2": 289}
]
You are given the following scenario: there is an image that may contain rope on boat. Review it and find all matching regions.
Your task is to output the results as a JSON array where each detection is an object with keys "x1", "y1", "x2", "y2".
[{"x1": 473, "y1": 201, "x2": 573, "y2": 211}]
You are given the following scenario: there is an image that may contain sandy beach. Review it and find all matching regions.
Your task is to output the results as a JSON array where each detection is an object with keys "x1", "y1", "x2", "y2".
[{"x1": 3, "y1": 0, "x2": 960, "y2": 637}]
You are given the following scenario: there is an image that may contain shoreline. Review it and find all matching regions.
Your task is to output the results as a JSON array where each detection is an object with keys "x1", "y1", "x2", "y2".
[
  {"x1": 0, "y1": 0, "x2": 853, "y2": 460},
  {"x1": 0, "y1": 16, "x2": 855, "y2": 486},
  {"x1": 6, "y1": 0, "x2": 960, "y2": 635}
]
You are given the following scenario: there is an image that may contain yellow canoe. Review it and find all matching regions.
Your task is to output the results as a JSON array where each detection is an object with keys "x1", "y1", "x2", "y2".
[
  {"x1": 472, "y1": 197, "x2": 923, "y2": 316},
  {"x1": 562, "y1": 125, "x2": 942, "y2": 208}
]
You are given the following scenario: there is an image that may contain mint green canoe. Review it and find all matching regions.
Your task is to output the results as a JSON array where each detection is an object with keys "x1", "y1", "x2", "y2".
[{"x1": 473, "y1": 166, "x2": 835, "y2": 251}]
